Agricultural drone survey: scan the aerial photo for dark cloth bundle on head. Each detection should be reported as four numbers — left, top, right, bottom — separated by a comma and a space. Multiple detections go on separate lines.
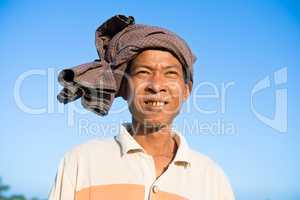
57, 15, 196, 116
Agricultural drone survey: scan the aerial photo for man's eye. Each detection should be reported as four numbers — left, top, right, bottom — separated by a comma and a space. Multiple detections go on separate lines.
136, 70, 150, 75
166, 71, 178, 76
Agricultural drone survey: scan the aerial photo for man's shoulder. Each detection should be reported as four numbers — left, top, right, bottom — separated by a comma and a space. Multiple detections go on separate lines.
63, 137, 120, 161
188, 148, 216, 167
188, 148, 231, 181
188, 148, 227, 174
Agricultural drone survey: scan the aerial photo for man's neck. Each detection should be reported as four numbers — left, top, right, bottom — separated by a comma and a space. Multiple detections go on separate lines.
129, 119, 177, 157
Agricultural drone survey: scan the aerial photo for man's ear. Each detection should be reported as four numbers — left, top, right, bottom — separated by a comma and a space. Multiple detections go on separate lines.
183, 82, 192, 101
120, 62, 133, 101
117, 77, 129, 100
120, 81, 129, 101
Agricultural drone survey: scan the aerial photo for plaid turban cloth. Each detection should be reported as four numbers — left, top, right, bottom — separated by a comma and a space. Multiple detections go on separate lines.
57, 15, 196, 116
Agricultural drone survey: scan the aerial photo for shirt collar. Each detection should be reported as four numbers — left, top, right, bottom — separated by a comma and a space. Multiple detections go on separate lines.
115, 123, 145, 155
115, 123, 192, 167
171, 129, 192, 167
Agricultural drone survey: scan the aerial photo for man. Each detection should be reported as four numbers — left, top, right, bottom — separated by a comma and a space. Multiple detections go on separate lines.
50, 15, 235, 200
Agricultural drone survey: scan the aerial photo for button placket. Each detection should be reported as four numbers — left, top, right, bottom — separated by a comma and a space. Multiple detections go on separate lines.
147, 155, 163, 200
140, 154, 157, 200
147, 156, 177, 200
152, 185, 159, 193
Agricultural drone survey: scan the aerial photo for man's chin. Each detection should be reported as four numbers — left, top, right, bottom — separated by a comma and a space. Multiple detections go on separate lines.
141, 119, 170, 130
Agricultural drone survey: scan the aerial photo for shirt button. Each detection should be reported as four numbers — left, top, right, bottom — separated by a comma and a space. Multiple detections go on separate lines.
152, 185, 159, 193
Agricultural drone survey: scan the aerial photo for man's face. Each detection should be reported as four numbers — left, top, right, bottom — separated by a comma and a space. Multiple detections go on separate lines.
125, 49, 190, 128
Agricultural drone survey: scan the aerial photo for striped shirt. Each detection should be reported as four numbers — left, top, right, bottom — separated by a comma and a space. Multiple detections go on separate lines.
49, 123, 235, 200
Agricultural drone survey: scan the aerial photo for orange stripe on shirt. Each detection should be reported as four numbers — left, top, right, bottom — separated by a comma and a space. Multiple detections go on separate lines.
153, 190, 188, 200
75, 184, 144, 200
75, 184, 188, 200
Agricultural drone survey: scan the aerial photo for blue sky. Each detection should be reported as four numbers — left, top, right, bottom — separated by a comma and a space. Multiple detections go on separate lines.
0, 0, 299, 199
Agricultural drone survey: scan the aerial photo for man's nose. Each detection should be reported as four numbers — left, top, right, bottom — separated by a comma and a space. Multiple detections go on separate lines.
145, 72, 166, 93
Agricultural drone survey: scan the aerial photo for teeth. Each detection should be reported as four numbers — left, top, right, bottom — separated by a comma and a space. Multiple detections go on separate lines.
147, 101, 165, 106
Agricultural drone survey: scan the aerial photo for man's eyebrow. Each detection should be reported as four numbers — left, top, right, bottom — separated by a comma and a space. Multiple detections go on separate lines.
131, 65, 153, 71
131, 64, 180, 71
163, 65, 181, 70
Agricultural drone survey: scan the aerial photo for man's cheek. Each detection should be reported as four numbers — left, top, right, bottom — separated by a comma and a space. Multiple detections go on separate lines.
163, 101, 180, 115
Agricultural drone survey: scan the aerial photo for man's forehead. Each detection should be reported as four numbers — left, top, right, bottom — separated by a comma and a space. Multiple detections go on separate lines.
130, 49, 182, 69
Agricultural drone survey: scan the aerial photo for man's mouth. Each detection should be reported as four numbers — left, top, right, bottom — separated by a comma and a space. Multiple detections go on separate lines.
144, 100, 168, 107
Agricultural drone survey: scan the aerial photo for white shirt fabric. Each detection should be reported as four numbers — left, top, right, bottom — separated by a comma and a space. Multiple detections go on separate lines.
49, 123, 235, 200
